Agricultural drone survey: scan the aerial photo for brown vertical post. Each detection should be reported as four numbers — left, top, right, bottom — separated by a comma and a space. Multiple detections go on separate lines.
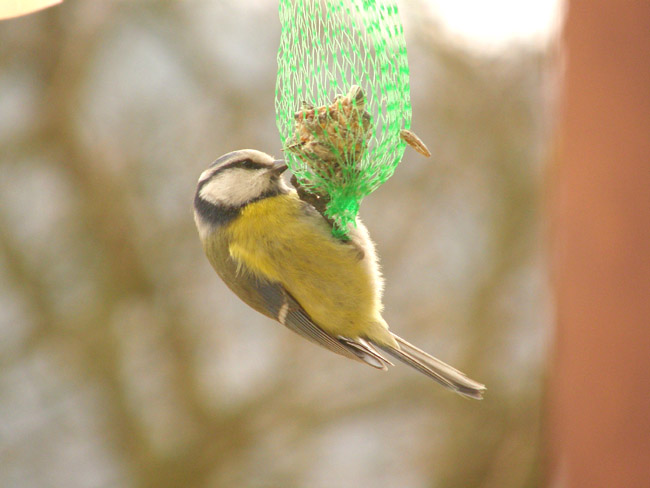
549, 1, 650, 487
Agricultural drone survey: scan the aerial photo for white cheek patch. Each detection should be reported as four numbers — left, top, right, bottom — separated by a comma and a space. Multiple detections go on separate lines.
199, 168, 269, 207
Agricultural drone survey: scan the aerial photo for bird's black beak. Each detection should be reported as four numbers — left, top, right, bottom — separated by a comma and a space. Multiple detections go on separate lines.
270, 160, 289, 175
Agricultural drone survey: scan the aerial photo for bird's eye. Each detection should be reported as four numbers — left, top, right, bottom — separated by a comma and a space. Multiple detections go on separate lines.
240, 159, 255, 169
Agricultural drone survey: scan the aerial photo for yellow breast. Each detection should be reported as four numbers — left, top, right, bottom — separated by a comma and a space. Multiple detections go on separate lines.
225, 193, 383, 338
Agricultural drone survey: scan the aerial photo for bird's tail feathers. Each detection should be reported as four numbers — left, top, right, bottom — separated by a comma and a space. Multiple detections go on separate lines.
373, 334, 486, 400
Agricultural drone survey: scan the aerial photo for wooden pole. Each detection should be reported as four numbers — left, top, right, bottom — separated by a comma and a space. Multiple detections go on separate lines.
549, 1, 650, 487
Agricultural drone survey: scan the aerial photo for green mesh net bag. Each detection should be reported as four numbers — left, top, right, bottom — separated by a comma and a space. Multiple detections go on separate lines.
276, 0, 412, 238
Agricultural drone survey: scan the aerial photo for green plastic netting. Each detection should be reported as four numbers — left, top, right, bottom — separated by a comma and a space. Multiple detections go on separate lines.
276, 0, 411, 238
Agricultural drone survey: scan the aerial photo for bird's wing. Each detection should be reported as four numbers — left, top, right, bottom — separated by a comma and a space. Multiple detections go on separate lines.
213, 235, 390, 370
254, 279, 391, 370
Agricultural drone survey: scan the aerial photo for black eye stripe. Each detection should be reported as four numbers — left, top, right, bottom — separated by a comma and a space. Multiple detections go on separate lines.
198, 158, 268, 191
234, 159, 266, 170
214, 158, 267, 173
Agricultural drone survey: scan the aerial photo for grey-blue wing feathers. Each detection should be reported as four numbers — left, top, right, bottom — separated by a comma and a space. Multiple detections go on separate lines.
253, 279, 391, 370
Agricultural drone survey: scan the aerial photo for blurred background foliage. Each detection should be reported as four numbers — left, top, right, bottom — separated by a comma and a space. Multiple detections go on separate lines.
0, 1, 560, 487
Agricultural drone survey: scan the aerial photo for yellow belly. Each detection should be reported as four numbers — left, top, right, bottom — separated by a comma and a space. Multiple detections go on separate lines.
225, 193, 383, 338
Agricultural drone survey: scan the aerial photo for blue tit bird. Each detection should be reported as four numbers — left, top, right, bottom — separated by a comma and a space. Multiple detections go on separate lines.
193, 149, 485, 399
